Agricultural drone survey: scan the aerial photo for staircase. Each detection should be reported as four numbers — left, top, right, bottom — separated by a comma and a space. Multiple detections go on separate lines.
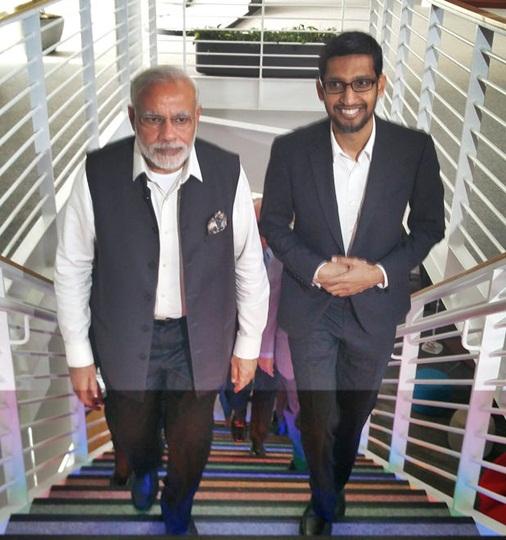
5, 424, 481, 538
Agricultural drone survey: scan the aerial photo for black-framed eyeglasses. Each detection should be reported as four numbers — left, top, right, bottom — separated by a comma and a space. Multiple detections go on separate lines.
320, 78, 377, 94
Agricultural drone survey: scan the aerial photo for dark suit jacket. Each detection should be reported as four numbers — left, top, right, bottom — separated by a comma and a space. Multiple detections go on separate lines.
260, 116, 445, 338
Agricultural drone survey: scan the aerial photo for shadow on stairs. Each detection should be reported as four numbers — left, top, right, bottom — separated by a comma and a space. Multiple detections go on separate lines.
5, 424, 483, 537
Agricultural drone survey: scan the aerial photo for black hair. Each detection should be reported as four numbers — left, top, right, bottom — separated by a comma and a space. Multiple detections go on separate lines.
318, 31, 383, 80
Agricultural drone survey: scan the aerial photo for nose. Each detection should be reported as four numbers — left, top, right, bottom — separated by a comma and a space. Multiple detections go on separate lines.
339, 85, 358, 104
159, 120, 177, 142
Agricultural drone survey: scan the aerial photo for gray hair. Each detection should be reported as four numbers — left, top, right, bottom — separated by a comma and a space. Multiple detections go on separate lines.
130, 66, 199, 109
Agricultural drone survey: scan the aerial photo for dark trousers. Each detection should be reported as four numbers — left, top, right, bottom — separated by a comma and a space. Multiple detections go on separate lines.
225, 367, 278, 444
289, 298, 396, 522
104, 318, 216, 532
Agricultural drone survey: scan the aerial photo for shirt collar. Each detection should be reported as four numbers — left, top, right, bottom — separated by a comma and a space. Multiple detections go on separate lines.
132, 139, 203, 184
330, 116, 376, 162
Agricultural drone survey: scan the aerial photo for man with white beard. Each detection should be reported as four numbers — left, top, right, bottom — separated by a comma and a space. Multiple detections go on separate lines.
54, 66, 269, 535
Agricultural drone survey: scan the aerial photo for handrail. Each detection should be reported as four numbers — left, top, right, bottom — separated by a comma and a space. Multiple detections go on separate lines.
412, 252, 506, 300
0, 255, 53, 286
0, 1, 58, 26
440, 0, 506, 27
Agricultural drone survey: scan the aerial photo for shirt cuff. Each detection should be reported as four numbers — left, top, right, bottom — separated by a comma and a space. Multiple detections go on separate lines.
312, 261, 328, 288
233, 334, 261, 359
64, 340, 95, 368
376, 264, 389, 289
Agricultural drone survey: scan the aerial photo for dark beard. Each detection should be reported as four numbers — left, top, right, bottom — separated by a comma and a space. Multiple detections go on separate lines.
332, 109, 372, 133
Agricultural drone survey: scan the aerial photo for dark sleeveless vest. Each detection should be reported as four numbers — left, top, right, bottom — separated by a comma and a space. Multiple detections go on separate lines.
86, 136, 239, 392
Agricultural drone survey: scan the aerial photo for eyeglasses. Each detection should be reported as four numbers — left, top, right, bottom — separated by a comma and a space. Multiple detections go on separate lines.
320, 78, 377, 94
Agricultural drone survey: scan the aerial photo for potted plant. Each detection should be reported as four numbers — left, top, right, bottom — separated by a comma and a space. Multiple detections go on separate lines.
193, 25, 336, 78
39, 10, 64, 53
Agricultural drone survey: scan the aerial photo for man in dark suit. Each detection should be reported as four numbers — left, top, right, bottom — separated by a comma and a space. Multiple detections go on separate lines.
55, 66, 269, 535
260, 31, 445, 535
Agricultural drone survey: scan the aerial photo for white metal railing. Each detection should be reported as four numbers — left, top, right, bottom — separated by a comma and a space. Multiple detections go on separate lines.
0, 0, 151, 267
370, 0, 506, 285
362, 253, 506, 534
0, 256, 110, 530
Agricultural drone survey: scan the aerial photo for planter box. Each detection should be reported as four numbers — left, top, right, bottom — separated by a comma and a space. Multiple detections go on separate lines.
195, 41, 324, 78
40, 14, 64, 53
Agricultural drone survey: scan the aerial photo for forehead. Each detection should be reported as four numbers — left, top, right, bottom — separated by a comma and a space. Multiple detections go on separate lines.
136, 79, 196, 112
324, 54, 375, 79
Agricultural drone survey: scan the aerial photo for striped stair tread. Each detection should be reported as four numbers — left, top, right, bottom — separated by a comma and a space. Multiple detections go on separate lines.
5, 424, 481, 537
5, 515, 479, 536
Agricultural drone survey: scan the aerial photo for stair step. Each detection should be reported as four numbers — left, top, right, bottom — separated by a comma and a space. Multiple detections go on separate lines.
25, 499, 455, 518
5, 515, 479, 536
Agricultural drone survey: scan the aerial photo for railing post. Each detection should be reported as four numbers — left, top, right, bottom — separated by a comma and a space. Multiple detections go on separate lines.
148, 0, 158, 66
388, 300, 424, 474
390, 0, 414, 122
447, 26, 493, 241
128, 0, 143, 77
0, 269, 28, 508
369, 0, 381, 40
417, 4, 443, 132
114, 0, 131, 104
79, 0, 100, 151
378, 0, 393, 118
452, 267, 506, 516
21, 13, 57, 258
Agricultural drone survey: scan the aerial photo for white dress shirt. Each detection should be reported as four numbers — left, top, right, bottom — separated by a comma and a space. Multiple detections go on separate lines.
314, 118, 387, 287
54, 141, 269, 368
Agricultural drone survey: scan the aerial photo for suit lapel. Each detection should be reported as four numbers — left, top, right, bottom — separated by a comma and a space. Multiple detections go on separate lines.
309, 121, 345, 253
349, 117, 392, 255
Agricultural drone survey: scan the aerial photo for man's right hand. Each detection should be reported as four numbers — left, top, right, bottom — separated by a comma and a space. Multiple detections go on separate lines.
69, 365, 103, 409
316, 258, 350, 291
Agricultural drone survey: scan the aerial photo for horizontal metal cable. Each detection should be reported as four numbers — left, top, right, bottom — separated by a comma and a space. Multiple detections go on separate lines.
20, 411, 75, 430
406, 435, 461, 458
435, 23, 474, 48
0, 71, 35, 110
409, 398, 469, 411
431, 136, 458, 170
369, 422, 393, 435
25, 447, 76, 476
466, 154, 504, 194
434, 45, 471, 74
460, 201, 504, 253
52, 119, 93, 168
367, 435, 390, 451
0, 174, 47, 238
0, 150, 44, 209
23, 429, 77, 455
459, 226, 487, 262
463, 179, 506, 229
54, 147, 88, 189
0, 129, 40, 178
17, 392, 74, 407
431, 89, 465, 123
404, 415, 465, 435
402, 453, 457, 481
410, 352, 478, 365
371, 408, 395, 419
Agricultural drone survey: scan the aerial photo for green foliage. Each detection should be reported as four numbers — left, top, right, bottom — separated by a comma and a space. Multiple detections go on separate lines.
193, 24, 337, 44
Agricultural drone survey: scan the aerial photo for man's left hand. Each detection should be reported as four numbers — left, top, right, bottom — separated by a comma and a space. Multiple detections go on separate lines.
323, 256, 384, 297
231, 355, 258, 393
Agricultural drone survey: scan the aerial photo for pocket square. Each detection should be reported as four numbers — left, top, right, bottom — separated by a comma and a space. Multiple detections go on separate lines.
207, 210, 227, 235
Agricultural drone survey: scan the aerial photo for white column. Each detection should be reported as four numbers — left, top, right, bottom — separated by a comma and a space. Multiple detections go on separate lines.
0, 269, 28, 507
452, 267, 506, 515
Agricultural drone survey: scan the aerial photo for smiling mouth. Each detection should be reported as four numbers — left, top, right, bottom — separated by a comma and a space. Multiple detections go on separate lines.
336, 107, 364, 118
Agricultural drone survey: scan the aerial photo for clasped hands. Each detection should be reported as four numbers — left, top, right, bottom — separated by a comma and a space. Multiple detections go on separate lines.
316, 255, 384, 297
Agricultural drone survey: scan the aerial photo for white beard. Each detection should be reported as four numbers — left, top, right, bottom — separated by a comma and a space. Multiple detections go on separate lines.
137, 139, 191, 172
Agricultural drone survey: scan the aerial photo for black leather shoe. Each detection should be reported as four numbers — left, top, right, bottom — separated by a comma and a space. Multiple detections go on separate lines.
250, 440, 266, 457
130, 469, 158, 511
299, 503, 332, 535
109, 471, 130, 488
